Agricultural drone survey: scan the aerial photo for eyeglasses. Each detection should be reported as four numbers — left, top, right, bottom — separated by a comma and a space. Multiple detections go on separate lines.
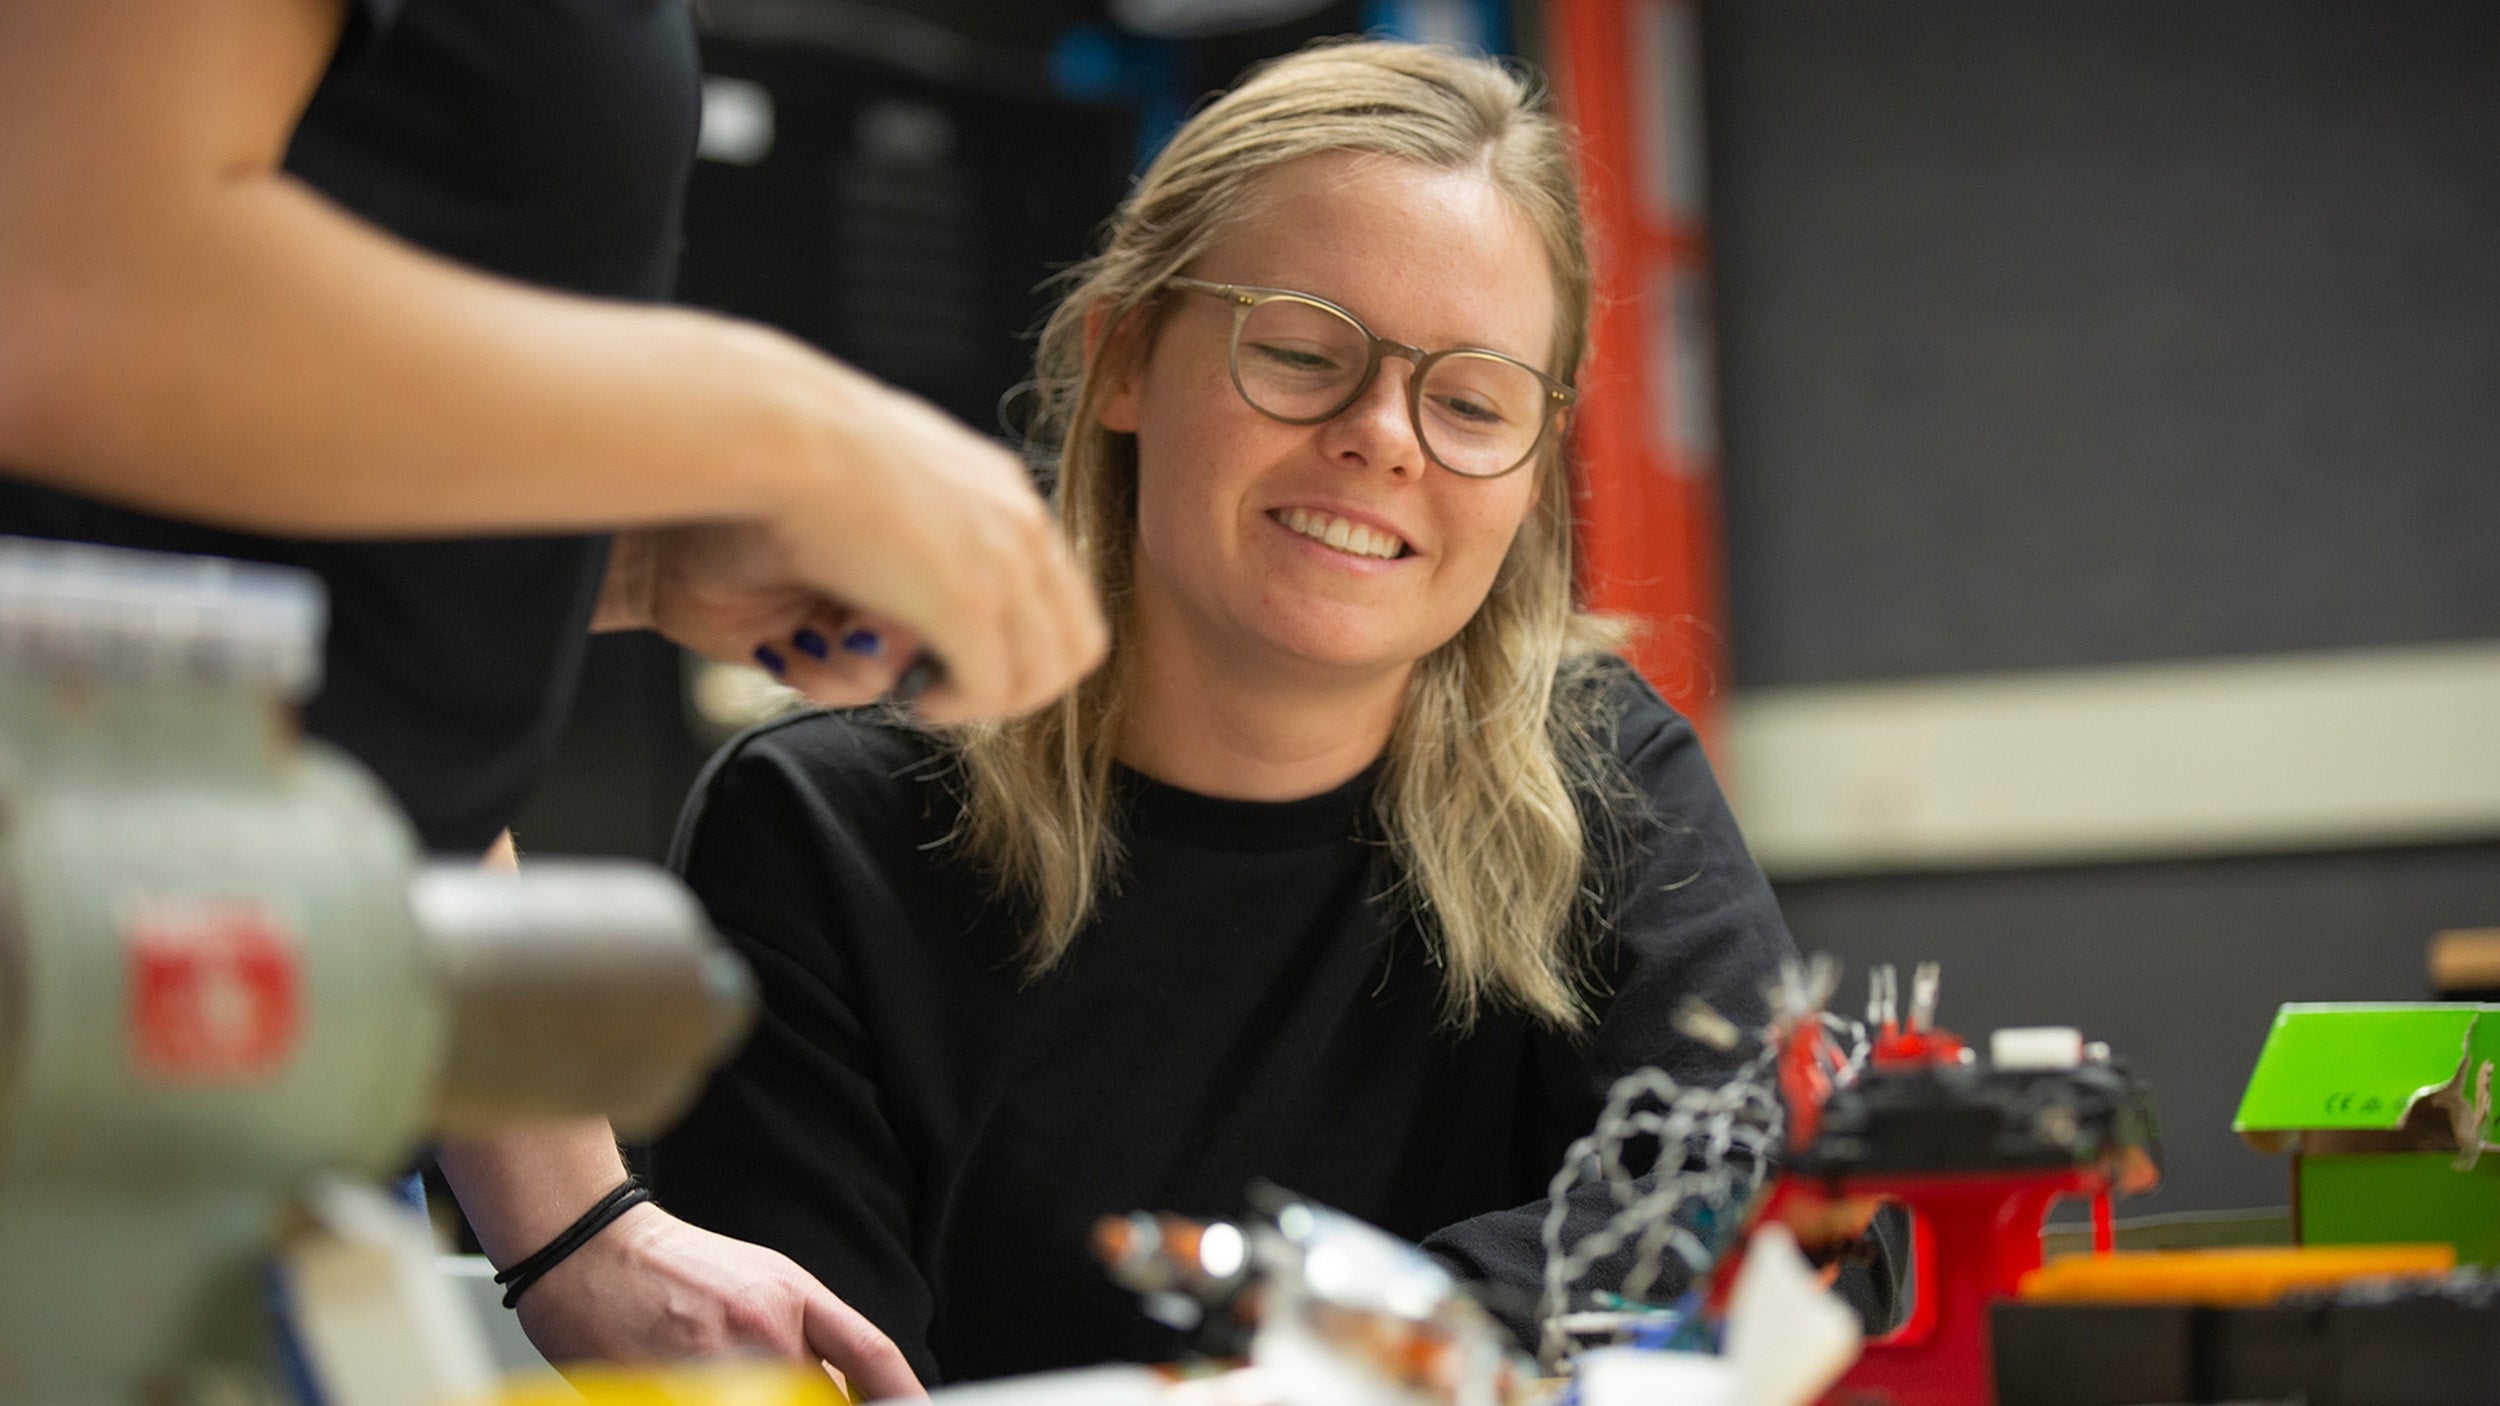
1164, 277, 1573, 480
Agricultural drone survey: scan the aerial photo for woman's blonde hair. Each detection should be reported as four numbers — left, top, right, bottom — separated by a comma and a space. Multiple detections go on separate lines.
951, 38, 1635, 1029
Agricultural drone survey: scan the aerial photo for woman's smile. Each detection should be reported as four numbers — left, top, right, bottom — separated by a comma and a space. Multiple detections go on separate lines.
1106, 150, 1556, 680
1267, 505, 1414, 563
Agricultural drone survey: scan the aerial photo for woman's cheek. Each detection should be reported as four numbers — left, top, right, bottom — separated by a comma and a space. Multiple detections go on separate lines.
1459, 482, 1539, 579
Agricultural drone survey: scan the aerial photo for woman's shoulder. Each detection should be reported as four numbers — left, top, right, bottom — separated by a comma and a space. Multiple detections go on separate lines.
668, 706, 953, 866
1561, 651, 1698, 767
718, 703, 941, 773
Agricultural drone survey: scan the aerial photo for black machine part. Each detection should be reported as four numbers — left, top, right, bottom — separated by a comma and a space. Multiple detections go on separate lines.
1794, 1058, 2162, 1177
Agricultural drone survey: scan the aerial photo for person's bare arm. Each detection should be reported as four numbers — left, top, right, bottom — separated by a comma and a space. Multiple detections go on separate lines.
435, 1123, 925, 1401
0, 0, 1102, 720
434, 835, 920, 1397
0, 0, 787, 533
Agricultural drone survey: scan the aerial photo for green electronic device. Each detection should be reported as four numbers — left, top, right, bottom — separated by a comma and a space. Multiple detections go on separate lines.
2235, 1002, 2500, 1265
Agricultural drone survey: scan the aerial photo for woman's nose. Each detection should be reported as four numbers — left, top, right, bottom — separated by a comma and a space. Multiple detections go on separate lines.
1325, 357, 1426, 477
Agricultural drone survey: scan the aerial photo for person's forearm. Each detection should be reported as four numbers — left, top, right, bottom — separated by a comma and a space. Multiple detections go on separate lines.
435, 1120, 637, 1268
0, 169, 852, 539
0, 2, 1104, 722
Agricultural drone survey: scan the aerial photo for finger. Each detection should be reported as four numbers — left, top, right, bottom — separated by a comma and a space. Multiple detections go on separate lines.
815, 613, 923, 674
860, 624, 929, 694
908, 563, 1012, 725
983, 534, 1049, 719
801, 1289, 926, 1402
899, 460, 1061, 721
979, 560, 1096, 721
910, 592, 1014, 725
951, 501, 1080, 721
773, 606, 912, 707
1023, 529, 1106, 708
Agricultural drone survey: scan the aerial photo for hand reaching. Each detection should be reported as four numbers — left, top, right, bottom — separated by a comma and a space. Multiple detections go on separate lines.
604, 373, 1105, 722
514, 1202, 926, 1402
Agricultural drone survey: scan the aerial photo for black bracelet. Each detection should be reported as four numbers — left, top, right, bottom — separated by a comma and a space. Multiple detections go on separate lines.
493, 1179, 652, 1310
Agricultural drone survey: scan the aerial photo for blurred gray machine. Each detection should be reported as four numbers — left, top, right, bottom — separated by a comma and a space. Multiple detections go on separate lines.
0, 537, 756, 1406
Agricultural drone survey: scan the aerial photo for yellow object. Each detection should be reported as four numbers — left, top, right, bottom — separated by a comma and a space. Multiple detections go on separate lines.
2017, 1245, 2455, 1306
492, 1364, 858, 1406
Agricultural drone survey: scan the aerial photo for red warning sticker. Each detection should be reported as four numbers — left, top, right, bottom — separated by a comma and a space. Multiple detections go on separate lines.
125, 896, 302, 1082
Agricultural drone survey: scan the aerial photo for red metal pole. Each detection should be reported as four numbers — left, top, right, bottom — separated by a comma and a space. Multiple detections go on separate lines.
1547, 0, 1728, 749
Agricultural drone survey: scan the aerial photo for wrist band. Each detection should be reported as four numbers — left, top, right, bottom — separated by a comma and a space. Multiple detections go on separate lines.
493, 1179, 652, 1309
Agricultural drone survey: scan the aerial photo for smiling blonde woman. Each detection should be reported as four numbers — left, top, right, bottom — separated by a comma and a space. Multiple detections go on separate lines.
970, 40, 1621, 1031
651, 39, 1860, 1388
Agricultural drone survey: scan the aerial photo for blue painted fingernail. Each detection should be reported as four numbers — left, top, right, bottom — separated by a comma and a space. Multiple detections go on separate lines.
792, 628, 830, 660
753, 644, 787, 675
841, 629, 882, 657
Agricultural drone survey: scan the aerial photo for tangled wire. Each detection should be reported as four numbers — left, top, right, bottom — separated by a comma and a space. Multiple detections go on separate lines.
1533, 957, 1889, 1369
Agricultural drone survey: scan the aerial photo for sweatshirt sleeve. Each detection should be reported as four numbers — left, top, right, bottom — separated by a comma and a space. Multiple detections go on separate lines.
1420, 663, 1806, 1343
649, 723, 942, 1385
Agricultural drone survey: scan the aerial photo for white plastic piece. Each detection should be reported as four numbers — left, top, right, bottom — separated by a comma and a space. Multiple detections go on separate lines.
1574, 1346, 1738, 1406
280, 1178, 496, 1406
0, 536, 324, 696
1250, 1318, 1422, 1406
1990, 1026, 2088, 1071
1284, 1209, 1453, 1321
1725, 1225, 1862, 1406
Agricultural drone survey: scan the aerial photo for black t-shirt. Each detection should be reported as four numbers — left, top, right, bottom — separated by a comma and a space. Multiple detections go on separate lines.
0, 0, 700, 852
651, 662, 1804, 1385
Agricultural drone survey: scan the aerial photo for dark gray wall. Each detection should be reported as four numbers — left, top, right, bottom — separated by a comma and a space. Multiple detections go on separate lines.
1707, 0, 2500, 687
1702, 0, 2500, 1213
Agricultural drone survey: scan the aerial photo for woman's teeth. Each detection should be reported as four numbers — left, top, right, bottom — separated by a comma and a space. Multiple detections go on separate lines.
1274, 507, 1406, 560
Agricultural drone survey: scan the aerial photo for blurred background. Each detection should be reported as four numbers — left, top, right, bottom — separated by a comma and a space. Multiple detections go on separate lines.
510, 0, 2500, 1222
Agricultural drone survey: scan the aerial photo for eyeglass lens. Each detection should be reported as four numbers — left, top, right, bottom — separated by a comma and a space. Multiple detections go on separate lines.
1234, 298, 1547, 477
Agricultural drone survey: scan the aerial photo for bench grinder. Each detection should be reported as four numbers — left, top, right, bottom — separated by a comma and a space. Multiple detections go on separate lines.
0, 537, 757, 1405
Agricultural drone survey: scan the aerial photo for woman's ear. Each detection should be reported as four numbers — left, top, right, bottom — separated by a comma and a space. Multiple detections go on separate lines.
1087, 299, 1142, 433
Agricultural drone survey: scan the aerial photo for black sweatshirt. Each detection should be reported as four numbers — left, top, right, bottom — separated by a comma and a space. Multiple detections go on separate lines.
652, 663, 1799, 1385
